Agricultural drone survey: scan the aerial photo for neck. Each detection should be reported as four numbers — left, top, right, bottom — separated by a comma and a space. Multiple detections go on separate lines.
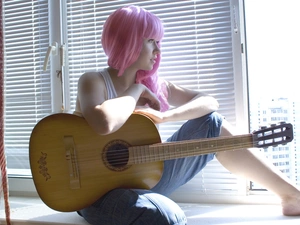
107, 67, 138, 89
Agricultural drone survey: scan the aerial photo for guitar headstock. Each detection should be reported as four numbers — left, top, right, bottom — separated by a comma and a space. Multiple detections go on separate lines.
253, 122, 294, 148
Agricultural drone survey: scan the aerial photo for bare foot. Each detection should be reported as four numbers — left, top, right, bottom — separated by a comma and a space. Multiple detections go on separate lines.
282, 195, 300, 216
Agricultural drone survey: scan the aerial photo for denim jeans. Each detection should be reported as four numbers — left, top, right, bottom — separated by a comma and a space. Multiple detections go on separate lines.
78, 112, 223, 225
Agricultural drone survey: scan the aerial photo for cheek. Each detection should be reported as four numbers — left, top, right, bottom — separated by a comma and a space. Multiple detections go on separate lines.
138, 50, 150, 62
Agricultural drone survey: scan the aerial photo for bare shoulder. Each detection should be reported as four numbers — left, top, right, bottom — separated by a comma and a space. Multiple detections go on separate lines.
78, 71, 104, 87
77, 71, 107, 108
78, 72, 106, 94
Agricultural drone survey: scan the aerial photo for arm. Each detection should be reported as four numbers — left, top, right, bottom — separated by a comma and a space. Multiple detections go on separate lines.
77, 72, 160, 135
163, 81, 219, 121
135, 80, 219, 123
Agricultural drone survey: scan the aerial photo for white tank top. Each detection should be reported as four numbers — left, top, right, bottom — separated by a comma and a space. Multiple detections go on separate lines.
73, 68, 117, 116
100, 68, 118, 100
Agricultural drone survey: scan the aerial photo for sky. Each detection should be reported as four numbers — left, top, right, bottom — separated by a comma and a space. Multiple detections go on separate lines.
244, 0, 300, 99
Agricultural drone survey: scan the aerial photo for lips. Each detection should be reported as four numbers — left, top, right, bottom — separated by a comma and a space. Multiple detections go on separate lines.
151, 57, 157, 64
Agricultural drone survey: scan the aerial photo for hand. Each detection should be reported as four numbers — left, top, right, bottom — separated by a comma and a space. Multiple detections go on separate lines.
137, 86, 161, 111
134, 107, 164, 124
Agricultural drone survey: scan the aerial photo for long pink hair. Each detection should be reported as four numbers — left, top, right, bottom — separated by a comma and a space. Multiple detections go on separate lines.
101, 5, 169, 111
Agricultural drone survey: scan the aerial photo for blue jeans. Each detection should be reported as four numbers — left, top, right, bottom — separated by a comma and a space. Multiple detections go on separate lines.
78, 112, 223, 225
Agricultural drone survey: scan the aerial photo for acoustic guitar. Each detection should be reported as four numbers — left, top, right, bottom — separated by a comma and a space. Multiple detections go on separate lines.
29, 113, 293, 212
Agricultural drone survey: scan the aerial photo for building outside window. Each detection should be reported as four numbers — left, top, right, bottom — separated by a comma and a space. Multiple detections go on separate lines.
245, 0, 300, 189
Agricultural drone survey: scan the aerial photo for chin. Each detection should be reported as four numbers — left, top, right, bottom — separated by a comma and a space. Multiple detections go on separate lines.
146, 65, 154, 71
141, 67, 153, 72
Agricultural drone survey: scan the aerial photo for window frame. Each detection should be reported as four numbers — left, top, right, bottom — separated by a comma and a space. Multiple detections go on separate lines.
6, 0, 278, 204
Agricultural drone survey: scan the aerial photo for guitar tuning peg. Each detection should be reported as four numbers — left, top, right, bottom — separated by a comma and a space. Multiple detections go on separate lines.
260, 126, 267, 129
271, 124, 276, 127
279, 121, 286, 125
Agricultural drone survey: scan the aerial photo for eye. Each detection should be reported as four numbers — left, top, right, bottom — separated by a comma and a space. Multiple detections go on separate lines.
148, 39, 160, 45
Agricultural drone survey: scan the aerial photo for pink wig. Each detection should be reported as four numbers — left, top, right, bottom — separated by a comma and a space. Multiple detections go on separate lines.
101, 5, 169, 111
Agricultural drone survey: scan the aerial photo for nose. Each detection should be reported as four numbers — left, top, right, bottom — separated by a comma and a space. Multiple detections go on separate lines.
154, 42, 161, 55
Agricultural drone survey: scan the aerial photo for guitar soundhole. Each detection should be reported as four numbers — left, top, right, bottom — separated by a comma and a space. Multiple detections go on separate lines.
102, 140, 131, 171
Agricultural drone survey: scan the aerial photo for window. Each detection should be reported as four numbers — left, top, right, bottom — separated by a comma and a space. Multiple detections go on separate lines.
65, 0, 247, 201
3, 0, 51, 177
4, 0, 251, 202
245, 0, 300, 188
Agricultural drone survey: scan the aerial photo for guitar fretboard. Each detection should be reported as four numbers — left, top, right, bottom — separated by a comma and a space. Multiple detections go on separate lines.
129, 134, 254, 164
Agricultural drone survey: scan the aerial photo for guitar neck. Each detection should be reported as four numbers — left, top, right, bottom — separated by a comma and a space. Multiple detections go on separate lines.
129, 134, 254, 164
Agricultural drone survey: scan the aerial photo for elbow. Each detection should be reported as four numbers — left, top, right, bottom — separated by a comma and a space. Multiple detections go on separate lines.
212, 97, 219, 111
82, 109, 115, 136
92, 122, 113, 136
90, 116, 117, 136
206, 96, 219, 112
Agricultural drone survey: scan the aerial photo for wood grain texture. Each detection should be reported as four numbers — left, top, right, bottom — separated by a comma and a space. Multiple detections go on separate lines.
29, 113, 162, 212
29, 113, 293, 212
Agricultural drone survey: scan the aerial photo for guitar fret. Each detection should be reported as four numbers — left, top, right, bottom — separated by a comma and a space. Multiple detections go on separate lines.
187, 143, 195, 156
149, 145, 154, 162
161, 145, 166, 160
174, 146, 179, 158
177, 146, 182, 158
163, 146, 167, 160
159, 145, 163, 161
153, 146, 157, 162
140, 145, 145, 163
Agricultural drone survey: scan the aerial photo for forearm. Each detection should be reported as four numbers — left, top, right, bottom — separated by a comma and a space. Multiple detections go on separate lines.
85, 84, 146, 135
162, 95, 219, 122
100, 84, 145, 116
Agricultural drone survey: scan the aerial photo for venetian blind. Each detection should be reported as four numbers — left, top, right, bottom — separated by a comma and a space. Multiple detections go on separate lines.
64, 0, 243, 198
3, 0, 51, 174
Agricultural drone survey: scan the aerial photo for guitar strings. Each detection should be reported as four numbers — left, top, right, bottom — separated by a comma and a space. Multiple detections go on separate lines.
38, 116, 291, 168
68, 135, 278, 166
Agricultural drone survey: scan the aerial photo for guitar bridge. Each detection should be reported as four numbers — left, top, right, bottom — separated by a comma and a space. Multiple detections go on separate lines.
64, 136, 81, 189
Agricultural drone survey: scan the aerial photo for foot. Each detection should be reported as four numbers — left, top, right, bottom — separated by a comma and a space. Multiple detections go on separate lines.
282, 195, 300, 216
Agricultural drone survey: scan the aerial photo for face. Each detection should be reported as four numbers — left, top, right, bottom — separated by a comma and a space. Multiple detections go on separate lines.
131, 38, 161, 71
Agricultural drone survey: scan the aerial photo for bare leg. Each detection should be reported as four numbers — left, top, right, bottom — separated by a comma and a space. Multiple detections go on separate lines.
216, 120, 300, 216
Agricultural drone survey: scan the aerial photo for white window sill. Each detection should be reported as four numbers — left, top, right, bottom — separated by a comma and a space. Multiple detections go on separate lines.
5, 178, 299, 224
1, 196, 300, 225
0, 196, 88, 225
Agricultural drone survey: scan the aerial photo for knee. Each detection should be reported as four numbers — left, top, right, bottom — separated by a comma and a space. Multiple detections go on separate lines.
208, 111, 223, 124
134, 189, 187, 225
78, 188, 187, 225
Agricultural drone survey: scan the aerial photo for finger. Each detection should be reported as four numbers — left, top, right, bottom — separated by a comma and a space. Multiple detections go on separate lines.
150, 101, 161, 111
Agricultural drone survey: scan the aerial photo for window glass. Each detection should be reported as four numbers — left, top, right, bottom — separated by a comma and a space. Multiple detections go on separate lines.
3, 0, 51, 176
245, 0, 300, 189
64, 0, 244, 197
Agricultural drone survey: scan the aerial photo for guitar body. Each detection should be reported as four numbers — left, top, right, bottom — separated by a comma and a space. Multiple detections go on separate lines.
29, 113, 163, 212
30, 113, 294, 212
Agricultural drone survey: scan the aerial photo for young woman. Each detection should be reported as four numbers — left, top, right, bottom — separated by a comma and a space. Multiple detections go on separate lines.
74, 5, 300, 225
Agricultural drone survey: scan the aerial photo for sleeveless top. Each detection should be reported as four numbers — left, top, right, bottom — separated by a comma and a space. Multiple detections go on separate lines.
100, 68, 118, 100
73, 68, 117, 116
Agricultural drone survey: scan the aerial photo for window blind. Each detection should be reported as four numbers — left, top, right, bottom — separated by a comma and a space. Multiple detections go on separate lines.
3, 0, 51, 174
64, 0, 243, 198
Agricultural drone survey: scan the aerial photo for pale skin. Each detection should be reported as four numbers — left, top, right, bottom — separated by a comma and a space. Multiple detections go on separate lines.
76, 38, 300, 216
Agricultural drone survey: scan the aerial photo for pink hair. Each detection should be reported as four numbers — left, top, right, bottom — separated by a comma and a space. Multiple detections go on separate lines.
101, 5, 169, 112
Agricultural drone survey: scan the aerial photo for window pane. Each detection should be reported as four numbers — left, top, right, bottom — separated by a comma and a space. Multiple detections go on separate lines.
245, 0, 300, 188
65, 0, 243, 196
3, 0, 51, 174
